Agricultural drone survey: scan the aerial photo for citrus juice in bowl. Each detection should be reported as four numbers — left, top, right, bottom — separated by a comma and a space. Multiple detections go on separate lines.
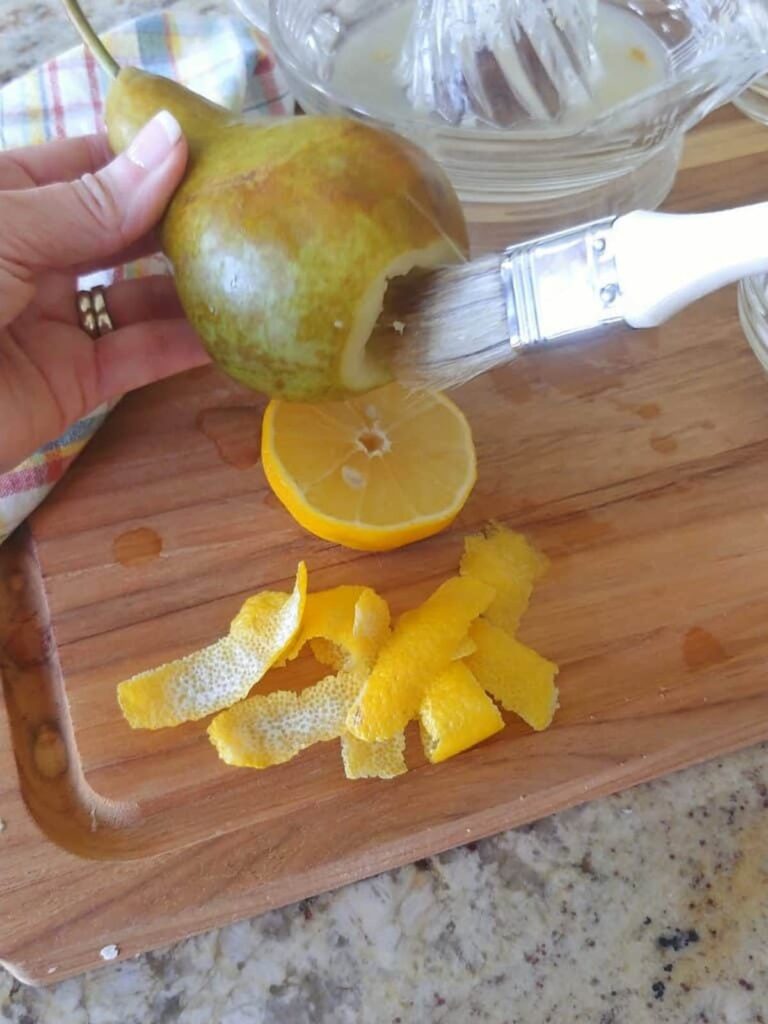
232, 0, 768, 233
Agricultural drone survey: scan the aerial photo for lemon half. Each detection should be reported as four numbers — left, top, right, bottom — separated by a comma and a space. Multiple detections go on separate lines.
261, 383, 476, 551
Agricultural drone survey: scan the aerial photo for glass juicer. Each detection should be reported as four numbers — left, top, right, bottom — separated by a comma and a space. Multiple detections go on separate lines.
233, 0, 768, 236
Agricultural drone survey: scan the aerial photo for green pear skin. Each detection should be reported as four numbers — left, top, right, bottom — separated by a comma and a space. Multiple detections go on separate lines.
106, 67, 469, 401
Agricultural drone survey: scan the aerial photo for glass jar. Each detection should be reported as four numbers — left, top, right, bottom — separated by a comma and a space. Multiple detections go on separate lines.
233, 0, 768, 236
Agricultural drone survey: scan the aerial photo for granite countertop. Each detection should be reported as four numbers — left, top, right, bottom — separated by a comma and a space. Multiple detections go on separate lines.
2, 3, 768, 1022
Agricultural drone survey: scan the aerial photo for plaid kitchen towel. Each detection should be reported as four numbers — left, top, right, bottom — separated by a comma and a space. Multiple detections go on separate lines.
0, 12, 291, 545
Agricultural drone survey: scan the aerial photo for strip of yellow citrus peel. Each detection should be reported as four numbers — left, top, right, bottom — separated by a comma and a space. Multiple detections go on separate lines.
346, 575, 495, 743
118, 524, 559, 778
117, 563, 307, 729
208, 585, 407, 778
452, 635, 478, 660
460, 524, 548, 633
208, 668, 363, 768
340, 732, 407, 780
419, 662, 504, 763
285, 585, 390, 671
465, 619, 559, 732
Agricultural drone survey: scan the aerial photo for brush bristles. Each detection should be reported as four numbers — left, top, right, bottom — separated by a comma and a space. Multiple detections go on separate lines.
376, 253, 513, 391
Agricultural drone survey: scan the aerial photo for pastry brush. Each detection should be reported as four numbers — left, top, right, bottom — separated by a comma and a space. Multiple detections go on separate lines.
386, 203, 768, 390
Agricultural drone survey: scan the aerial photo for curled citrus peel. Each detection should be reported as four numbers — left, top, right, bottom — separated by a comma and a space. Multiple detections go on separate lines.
419, 663, 504, 764
117, 526, 559, 778
208, 585, 407, 778
285, 585, 391, 671
466, 620, 559, 732
347, 526, 558, 755
452, 636, 478, 660
460, 523, 548, 633
117, 563, 307, 729
341, 732, 407, 780
208, 668, 364, 769
346, 575, 495, 743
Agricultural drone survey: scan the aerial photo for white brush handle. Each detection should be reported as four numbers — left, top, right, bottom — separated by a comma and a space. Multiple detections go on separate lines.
613, 203, 768, 329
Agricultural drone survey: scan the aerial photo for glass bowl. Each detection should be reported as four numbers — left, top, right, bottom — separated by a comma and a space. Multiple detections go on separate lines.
233, 0, 768, 235
738, 274, 768, 374
734, 75, 768, 126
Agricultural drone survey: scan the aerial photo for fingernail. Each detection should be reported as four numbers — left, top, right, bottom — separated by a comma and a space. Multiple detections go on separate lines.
126, 110, 182, 170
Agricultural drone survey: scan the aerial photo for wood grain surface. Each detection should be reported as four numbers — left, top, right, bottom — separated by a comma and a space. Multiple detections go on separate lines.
3, 103, 768, 984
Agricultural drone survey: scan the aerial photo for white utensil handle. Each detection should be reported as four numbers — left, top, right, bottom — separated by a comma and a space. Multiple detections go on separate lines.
613, 203, 768, 329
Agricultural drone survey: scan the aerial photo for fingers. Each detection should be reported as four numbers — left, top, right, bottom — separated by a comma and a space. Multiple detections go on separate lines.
0, 111, 187, 273
0, 133, 112, 190
69, 230, 165, 278
0, 132, 168, 274
105, 275, 185, 327
31, 273, 184, 329
94, 319, 211, 402
0, 317, 210, 473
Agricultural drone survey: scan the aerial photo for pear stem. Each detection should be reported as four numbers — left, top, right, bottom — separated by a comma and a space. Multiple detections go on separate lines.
60, 0, 119, 78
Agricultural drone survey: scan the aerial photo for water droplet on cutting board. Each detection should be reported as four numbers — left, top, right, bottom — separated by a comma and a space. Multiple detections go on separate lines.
683, 627, 727, 671
196, 407, 262, 469
650, 435, 678, 455
113, 527, 163, 567
635, 402, 661, 420
613, 399, 662, 421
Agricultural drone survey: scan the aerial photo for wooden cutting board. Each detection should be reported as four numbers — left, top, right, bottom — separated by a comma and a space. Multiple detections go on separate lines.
3, 105, 768, 985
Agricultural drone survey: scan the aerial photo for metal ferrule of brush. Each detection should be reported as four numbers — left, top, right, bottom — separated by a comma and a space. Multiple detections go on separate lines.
500, 216, 626, 351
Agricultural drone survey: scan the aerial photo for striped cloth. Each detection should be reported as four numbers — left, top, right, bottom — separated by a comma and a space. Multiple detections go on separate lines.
0, 12, 290, 545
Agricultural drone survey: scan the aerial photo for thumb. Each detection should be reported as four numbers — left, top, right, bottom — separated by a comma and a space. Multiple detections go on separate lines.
2, 110, 186, 272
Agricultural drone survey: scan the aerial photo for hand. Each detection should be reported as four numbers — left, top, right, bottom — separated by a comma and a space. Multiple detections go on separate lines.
0, 110, 210, 474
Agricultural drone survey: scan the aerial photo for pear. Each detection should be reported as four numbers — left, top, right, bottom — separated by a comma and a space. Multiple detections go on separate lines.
105, 67, 469, 401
